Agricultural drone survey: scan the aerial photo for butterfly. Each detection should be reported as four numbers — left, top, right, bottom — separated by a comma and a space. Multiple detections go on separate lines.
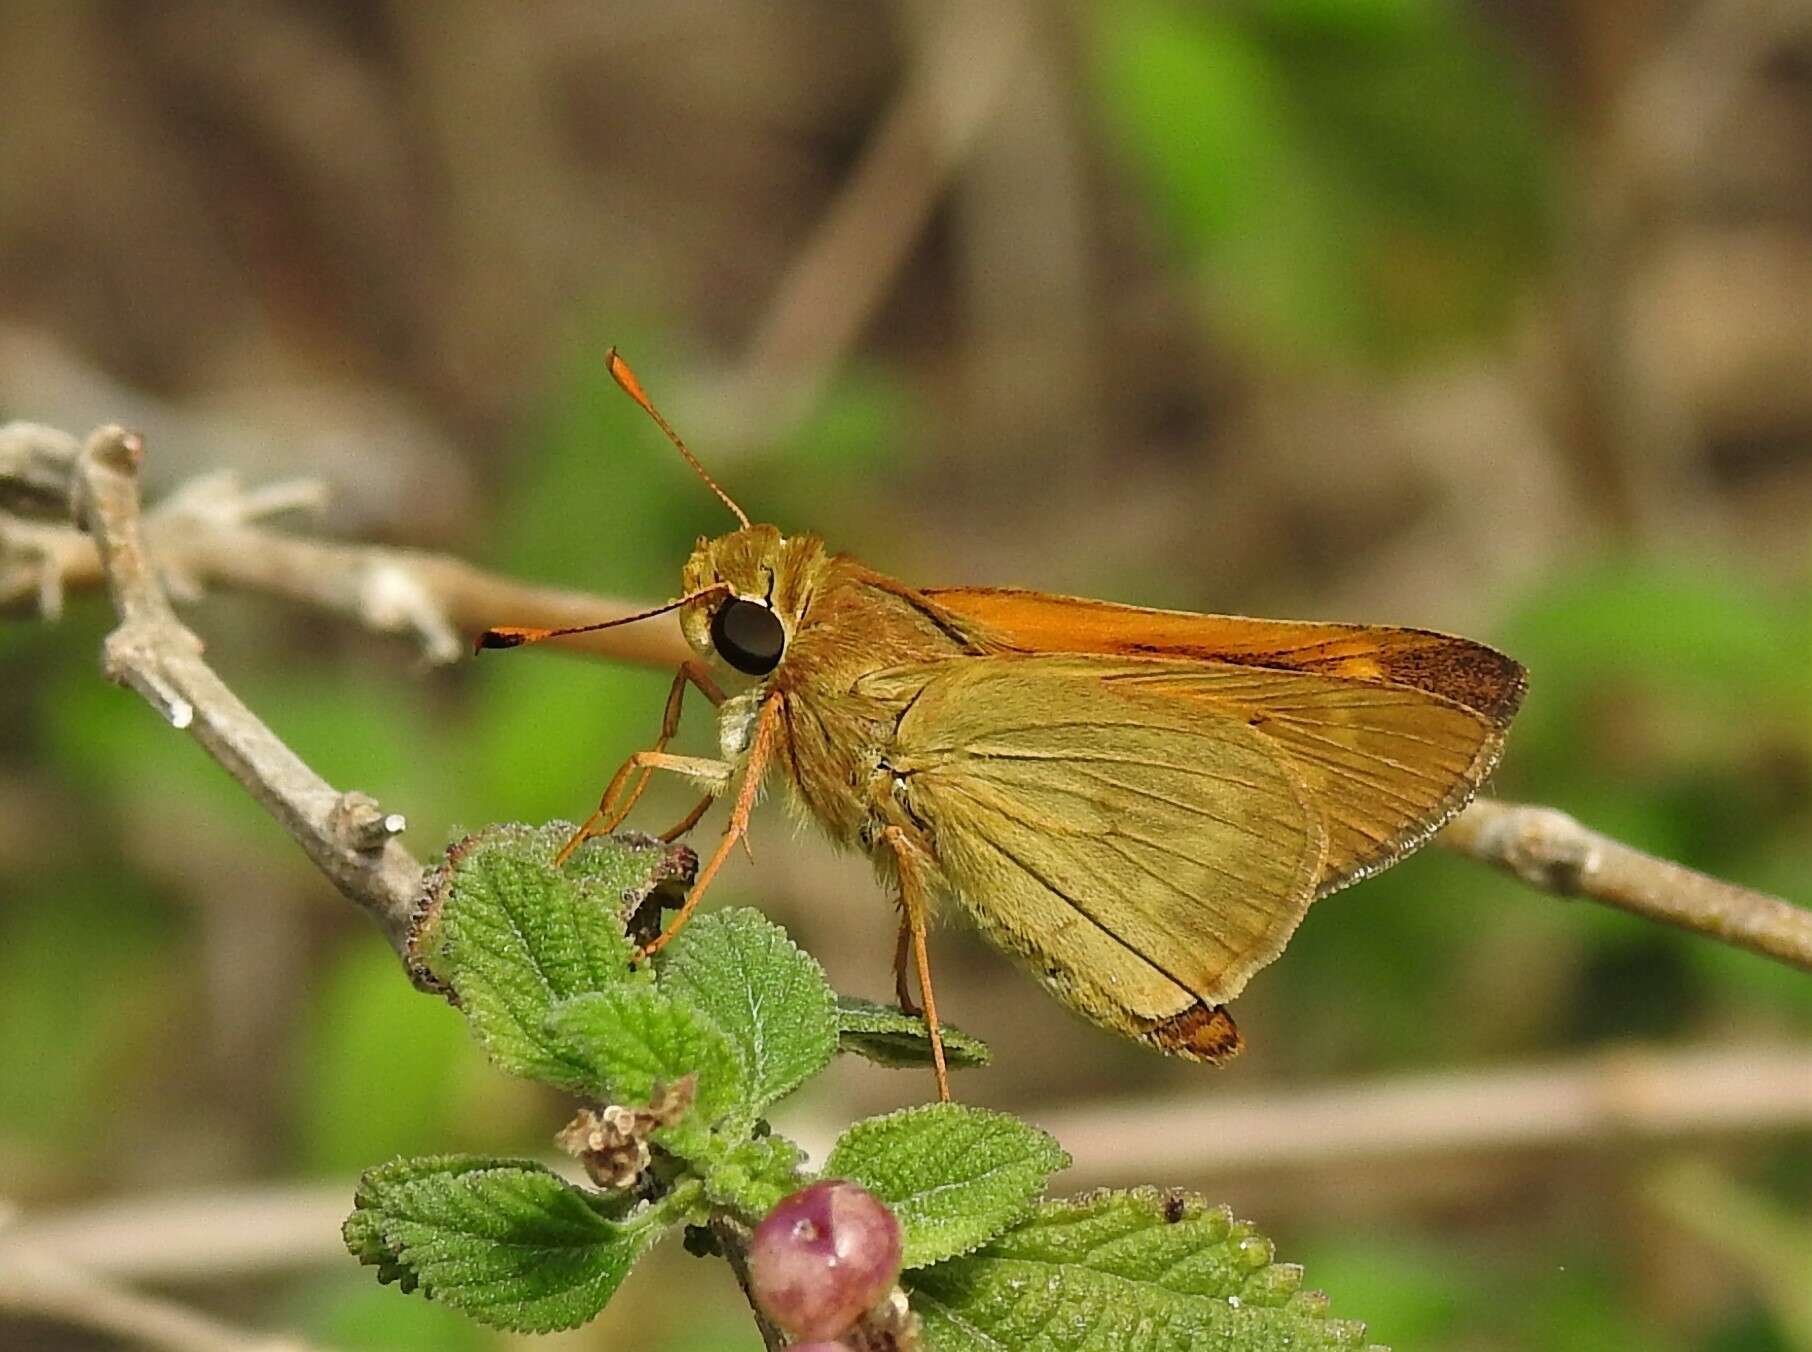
482, 352, 1525, 1100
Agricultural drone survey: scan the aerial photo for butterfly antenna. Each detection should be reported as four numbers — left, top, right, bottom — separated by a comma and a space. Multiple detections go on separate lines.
605, 348, 751, 529
476, 583, 729, 652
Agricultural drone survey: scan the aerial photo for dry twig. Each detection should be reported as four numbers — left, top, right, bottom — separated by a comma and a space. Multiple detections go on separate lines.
0, 420, 80, 516
63, 425, 421, 953
1, 421, 685, 667
714, 0, 1030, 442
1, 1186, 352, 1284
1441, 799, 1812, 974
1045, 1041, 1812, 1186
4, 420, 777, 1351
7, 416, 1807, 975
0, 1247, 319, 1352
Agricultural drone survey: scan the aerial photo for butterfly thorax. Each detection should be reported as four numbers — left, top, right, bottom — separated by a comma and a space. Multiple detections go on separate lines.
679, 525, 1000, 848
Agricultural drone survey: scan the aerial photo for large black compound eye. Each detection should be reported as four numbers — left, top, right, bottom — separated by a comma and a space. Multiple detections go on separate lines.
710, 597, 786, 676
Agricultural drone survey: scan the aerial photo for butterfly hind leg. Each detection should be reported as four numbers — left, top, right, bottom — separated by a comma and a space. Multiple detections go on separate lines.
880, 824, 949, 1102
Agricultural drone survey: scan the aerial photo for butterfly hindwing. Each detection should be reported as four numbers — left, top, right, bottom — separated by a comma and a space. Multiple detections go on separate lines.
862, 655, 1326, 1057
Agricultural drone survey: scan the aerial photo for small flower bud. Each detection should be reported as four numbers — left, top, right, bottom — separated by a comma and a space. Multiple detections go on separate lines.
749, 1180, 903, 1340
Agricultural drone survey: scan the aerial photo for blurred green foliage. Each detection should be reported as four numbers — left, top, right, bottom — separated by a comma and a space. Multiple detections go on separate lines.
3, 4, 1809, 1348
0, 869, 180, 1163
1091, 0, 1549, 361
292, 942, 494, 1177
286, 1273, 493, 1352
8, 365, 1810, 1350
1291, 1237, 1665, 1351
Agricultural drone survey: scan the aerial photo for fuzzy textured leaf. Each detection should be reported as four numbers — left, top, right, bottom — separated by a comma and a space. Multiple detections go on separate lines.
343, 1155, 668, 1333
826, 1103, 1067, 1268
703, 1133, 808, 1218
835, 995, 992, 1070
412, 826, 689, 1090
545, 986, 747, 1158
907, 1189, 1381, 1352
660, 908, 838, 1111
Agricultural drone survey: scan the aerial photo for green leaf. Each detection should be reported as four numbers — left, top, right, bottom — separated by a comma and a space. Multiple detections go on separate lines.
412, 825, 689, 1090
544, 986, 747, 1158
703, 1134, 809, 1218
907, 1189, 1381, 1351
659, 908, 838, 1110
344, 1156, 671, 1333
826, 1104, 1067, 1268
835, 996, 992, 1070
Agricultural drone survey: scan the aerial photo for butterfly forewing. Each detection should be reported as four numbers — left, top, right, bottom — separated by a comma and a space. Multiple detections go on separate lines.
1102, 663, 1507, 895
924, 586, 1523, 896
924, 586, 1526, 721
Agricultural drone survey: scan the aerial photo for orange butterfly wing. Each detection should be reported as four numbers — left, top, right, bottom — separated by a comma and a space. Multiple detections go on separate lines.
924, 586, 1526, 896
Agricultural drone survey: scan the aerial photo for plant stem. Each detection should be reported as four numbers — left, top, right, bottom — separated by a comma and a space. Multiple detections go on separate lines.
1440, 798, 1812, 973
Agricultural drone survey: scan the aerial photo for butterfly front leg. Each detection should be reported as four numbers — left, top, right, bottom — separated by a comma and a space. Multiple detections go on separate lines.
558, 660, 728, 862
637, 689, 785, 960
556, 750, 734, 865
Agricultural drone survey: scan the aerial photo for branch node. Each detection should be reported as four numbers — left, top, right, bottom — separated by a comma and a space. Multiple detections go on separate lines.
1504, 806, 1597, 891
329, 791, 408, 852
98, 429, 144, 474
101, 629, 196, 728
359, 561, 463, 664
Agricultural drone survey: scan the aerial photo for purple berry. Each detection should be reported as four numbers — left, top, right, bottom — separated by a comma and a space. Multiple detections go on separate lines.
749, 1179, 903, 1339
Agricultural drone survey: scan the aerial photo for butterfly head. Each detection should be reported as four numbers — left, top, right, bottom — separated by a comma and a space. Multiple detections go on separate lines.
679, 524, 829, 680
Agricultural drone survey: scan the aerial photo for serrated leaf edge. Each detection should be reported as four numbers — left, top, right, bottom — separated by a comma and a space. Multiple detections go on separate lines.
905, 1187, 1379, 1349
345, 1159, 685, 1335
827, 1103, 1070, 1268
661, 907, 840, 1113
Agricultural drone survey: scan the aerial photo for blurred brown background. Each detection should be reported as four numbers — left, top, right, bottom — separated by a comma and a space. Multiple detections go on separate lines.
3, 2, 1810, 1349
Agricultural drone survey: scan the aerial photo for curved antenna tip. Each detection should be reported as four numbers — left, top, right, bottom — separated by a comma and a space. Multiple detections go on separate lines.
604, 349, 751, 529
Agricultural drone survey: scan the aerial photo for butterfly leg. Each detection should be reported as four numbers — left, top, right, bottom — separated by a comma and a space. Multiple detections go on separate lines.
891, 914, 921, 1017
558, 661, 726, 861
880, 825, 949, 1102
637, 690, 783, 960
556, 752, 733, 865
658, 792, 716, 842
